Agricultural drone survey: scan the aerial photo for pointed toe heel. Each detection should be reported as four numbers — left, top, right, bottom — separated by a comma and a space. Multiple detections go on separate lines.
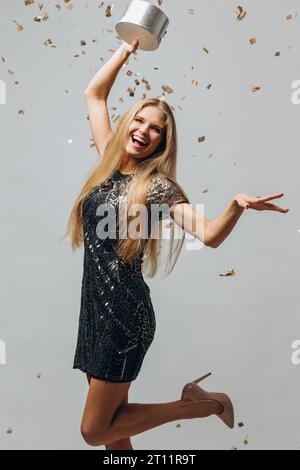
181, 372, 234, 429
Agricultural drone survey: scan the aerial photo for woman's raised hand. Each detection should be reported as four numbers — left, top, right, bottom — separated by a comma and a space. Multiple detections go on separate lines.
234, 192, 289, 213
122, 39, 139, 55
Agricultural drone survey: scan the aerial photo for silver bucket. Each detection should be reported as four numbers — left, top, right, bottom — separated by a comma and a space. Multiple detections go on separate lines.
115, 0, 169, 51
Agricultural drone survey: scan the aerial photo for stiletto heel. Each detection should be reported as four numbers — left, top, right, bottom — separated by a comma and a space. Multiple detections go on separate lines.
181, 372, 234, 429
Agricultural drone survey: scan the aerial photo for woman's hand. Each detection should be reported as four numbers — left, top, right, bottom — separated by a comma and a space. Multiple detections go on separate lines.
121, 39, 139, 55
234, 192, 289, 213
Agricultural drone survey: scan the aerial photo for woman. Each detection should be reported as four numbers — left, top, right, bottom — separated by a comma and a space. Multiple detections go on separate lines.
65, 40, 289, 449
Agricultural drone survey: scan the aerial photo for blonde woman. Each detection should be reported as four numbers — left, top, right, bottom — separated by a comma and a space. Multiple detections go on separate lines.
65, 40, 289, 450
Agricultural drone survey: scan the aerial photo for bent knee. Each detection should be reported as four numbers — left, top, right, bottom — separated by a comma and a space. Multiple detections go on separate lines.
80, 424, 108, 446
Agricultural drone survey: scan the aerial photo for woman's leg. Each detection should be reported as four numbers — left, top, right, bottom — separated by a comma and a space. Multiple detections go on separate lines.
85, 373, 133, 450
81, 375, 222, 447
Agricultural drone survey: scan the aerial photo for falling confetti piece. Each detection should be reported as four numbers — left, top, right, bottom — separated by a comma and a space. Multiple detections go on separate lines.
188, 9, 195, 15
36, 373, 42, 378
80, 40, 86, 46
243, 435, 249, 445
66, 2, 74, 11
202, 188, 209, 193
238, 422, 244, 427
274, 51, 280, 56
249, 37, 256, 45
127, 86, 136, 97
236, 5, 246, 21
13, 20, 24, 32
7, 69, 15, 75
105, 4, 113, 17
207, 83, 212, 90
25, 0, 35, 5
6, 427, 13, 434
231, 446, 237, 450
203, 47, 209, 54
286, 14, 293, 20
208, 153, 214, 158
18, 109, 25, 114
176, 423, 181, 428
219, 268, 235, 277
191, 80, 199, 86
161, 85, 174, 94
55, 4, 62, 10
251, 86, 261, 92
198, 136, 205, 143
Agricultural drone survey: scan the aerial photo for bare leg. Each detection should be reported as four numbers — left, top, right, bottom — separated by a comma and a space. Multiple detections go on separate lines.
91, 398, 222, 446
85, 373, 133, 450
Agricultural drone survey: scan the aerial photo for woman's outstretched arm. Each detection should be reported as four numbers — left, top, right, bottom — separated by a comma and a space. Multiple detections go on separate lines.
84, 40, 139, 159
170, 192, 289, 248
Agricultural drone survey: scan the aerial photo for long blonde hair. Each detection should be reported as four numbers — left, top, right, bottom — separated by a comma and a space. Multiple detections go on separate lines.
64, 97, 189, 277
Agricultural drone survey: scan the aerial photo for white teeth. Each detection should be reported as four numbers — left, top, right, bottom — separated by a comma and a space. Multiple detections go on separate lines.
132, 135, 147, 145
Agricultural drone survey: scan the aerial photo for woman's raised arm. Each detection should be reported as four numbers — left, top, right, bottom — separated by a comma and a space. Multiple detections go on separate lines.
84, 40, 139, 159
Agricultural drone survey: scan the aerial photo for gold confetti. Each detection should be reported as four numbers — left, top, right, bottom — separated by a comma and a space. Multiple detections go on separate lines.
161, 85, 174, 94
126, 70, 133, 76
13, 20, 24, 31
274, 51, 280, 56
106, 28, 114, 33
208, 153, 214, 158
7, 69, 15, 75
251, 86, 261, 92
105, 4, 113, 17
202, 188, 209, 193
188, 9, 195, 15
207, 83, 212, 90
219, 268, 235, 277
198, 136, 205, 143
286, 14, 293, 20
203, 47, 209, 54
249, 37, 256, 45
127, 86, 136, 97
25, 0, 35, 5
18, 109, 25, 114
55, 4, 62, 10
6, 427, 13, 434
80, 40, 86, 46
191, 80, 199, 86
236, 5, 246, 21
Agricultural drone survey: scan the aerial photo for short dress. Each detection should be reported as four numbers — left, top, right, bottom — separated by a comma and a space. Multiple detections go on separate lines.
72, 170, 188, 382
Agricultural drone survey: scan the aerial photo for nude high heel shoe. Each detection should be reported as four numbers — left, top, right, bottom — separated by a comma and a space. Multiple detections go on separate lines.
181, 372, 234, 429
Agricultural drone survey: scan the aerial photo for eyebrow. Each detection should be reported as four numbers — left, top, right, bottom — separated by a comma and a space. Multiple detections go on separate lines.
135, 115, 164, 130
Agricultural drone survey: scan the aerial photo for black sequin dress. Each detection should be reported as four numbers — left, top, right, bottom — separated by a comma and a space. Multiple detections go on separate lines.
73, 170, 188, 382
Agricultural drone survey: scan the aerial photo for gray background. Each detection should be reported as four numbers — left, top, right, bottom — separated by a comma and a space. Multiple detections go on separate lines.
0, 0, 299, 450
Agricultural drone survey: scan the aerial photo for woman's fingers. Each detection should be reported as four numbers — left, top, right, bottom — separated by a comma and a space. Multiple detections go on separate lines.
263, 202, 289, 212
257, 193, 284, 202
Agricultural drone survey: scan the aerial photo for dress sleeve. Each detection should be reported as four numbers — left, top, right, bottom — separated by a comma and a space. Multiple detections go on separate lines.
146, 174, 189, 220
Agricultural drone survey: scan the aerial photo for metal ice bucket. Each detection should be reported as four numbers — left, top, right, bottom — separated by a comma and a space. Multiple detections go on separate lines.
115, 0, 169, 51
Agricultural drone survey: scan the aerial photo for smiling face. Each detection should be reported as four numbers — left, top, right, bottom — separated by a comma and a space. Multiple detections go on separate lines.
125, 106, 167, 160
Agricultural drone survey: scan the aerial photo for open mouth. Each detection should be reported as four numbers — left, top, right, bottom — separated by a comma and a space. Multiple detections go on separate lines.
130, 135, 148, 149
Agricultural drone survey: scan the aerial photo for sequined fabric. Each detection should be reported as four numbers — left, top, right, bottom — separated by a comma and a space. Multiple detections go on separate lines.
73, 170, 188, 382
